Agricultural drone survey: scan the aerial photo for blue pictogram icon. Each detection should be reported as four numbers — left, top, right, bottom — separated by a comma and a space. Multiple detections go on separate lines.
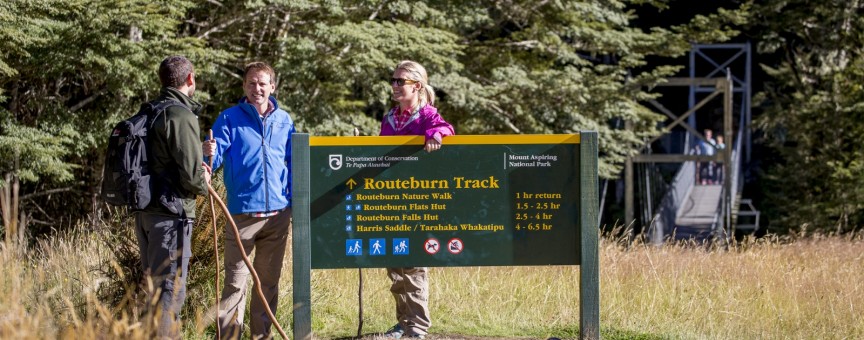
370, 238, 386, 255
346, 215, 352, 221
346, 205, 353, 211
346, 239, 362, 256
393, 238, 409, 255
355, 204, 362, 210
345, 225, 352, 231
346, 194, 352, 201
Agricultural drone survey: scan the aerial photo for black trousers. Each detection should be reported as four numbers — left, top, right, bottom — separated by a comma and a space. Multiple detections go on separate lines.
135, 211, 193, 339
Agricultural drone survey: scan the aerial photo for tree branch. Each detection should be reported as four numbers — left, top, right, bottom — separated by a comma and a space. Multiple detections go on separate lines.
70, 90, 105, 112
368, 1, 386, 21
27, 218, 55, 226
490, 104, 522, 134
196, 9, 265, 39
20, 186, 78, 200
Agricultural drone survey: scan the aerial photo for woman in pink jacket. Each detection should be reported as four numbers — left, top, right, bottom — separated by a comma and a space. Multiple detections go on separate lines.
381, 60, 454, 339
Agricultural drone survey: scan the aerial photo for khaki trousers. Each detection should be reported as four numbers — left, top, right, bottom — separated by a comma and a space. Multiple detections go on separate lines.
218, 209, 292, 339
387, 267, 431, 336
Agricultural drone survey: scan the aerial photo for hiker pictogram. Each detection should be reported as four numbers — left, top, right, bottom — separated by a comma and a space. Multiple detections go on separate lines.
346, 239, 362, 255
371, 238, 385, 255
393, 238, 409, 255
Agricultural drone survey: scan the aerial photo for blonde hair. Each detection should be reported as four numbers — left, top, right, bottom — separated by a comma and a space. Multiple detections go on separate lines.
395, 60, 435, 106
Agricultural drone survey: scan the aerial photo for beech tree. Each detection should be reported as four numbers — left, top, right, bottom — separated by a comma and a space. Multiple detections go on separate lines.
1, 0, 746, 236
0, 0, 228, 237
752, 0, 864, 232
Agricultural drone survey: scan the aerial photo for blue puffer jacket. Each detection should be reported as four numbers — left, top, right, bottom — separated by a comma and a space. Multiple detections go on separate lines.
210, 96, 295, 214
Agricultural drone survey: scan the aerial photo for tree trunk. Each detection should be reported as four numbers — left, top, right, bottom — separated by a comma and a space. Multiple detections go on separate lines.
1, 172, 19, 245
1, 173, 10, 244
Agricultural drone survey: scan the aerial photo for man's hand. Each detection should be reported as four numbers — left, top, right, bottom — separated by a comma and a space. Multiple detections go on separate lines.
202, 162, 212, 185
203, 139, 216, 157
424, 138, 441, 152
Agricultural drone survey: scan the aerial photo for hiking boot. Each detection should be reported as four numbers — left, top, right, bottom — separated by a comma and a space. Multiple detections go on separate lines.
383, 324, 404, 338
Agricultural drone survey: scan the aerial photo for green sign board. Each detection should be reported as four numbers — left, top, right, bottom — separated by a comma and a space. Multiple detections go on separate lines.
307, 135, 581, 268
291, 132, 599, 340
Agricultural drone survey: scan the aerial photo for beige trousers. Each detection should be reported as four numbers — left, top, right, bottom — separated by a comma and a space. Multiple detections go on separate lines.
218, 209, 292, 339
387, 267, 431, 336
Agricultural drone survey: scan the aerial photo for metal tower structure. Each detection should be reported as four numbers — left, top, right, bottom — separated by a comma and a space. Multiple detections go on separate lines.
624, 42, 753, 244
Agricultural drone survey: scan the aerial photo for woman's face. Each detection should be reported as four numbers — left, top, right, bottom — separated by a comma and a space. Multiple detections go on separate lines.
391, 68, 421, 106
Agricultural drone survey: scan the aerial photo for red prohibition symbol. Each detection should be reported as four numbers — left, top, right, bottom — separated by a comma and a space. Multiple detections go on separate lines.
447, 238, 464, 254
424, 238, 440, 254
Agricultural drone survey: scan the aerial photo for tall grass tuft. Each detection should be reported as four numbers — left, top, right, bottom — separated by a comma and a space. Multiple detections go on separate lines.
93, 172, 229, 338
2, 224, 863, 339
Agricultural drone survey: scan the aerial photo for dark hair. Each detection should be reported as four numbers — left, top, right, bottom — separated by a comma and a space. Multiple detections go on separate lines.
158, 56, 194, 88
244, 61, 276, 84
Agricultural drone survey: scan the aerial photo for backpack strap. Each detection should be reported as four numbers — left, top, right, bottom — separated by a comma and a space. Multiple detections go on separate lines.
147, 99, 191, 123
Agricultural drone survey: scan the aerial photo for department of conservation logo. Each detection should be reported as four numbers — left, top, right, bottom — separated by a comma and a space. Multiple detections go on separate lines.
329, 154, 343, 170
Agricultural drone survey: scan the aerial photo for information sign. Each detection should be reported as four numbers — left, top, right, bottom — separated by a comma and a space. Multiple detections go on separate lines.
307, 135, 581, 268
291, 132, 599, 340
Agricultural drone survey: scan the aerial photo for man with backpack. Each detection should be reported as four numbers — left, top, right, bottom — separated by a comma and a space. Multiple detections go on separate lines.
135, 55, 211, 338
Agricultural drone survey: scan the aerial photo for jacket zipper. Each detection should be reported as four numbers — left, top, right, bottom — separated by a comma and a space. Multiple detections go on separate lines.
260, 112, 270, 212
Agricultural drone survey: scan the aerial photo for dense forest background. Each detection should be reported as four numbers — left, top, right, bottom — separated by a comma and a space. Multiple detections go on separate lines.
1, 0, 862, 239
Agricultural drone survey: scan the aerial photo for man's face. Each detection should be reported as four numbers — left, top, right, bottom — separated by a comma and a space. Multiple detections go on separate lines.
244, 70, 276, 108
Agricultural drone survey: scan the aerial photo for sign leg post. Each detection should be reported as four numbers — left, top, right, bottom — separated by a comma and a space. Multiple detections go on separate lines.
579, 131, 600, 339
292, 133, 312, 340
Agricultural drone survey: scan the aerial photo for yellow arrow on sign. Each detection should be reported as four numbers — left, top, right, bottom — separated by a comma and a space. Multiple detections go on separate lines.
346, 178, 357, 189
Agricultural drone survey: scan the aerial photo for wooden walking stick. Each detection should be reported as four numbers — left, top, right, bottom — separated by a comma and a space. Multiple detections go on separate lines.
208, 130, 221, 340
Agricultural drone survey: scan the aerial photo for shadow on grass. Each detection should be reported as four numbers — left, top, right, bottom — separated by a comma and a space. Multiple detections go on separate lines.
331, 326, 667, 340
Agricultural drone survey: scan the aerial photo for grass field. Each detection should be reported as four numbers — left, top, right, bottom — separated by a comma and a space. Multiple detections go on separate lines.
1, 229, 862, 339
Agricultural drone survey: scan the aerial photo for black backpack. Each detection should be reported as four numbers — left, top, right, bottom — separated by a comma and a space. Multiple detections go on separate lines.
101, 99, 186, 210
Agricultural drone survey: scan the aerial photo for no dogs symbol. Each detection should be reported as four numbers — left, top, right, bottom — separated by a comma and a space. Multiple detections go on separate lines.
424, 238, 440, 255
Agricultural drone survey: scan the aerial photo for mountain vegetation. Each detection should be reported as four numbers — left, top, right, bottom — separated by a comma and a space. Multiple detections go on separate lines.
1, 0, 747, 237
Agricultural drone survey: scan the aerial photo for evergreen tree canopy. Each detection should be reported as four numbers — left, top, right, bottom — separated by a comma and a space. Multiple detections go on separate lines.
752, 0, 864, 232
0, 0, 745, 233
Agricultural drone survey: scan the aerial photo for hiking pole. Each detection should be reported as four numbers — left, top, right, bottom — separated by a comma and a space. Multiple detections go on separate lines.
207, 185, 289, 339
208, 130, 221, 340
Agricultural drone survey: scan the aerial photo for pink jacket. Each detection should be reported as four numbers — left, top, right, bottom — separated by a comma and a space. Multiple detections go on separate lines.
379, 104, 455, 140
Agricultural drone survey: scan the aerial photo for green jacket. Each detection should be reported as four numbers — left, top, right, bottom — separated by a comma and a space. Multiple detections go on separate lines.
143, 87, 208, 218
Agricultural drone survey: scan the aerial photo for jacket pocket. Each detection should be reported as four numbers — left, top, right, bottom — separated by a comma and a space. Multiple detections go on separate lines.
155, 179, 185, 217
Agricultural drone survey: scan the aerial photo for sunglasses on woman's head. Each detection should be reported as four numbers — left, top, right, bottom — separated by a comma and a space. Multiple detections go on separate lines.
390, 78, 419, 86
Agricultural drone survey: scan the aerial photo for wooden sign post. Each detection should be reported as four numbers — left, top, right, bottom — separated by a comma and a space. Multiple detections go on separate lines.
292, 132, 599, 339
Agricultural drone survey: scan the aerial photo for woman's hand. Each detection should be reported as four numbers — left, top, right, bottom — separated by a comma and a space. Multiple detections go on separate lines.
424, 138, 441, 152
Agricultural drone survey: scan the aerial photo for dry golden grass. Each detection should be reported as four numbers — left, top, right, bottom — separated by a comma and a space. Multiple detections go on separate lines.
600, 235, 864, 339
2, 230, 863, 339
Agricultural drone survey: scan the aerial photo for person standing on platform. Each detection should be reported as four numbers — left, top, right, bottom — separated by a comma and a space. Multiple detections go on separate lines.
203, 61, 295, 339
715, 134, 726, 184
697, 129, 717, 185
380, 60, 455, 339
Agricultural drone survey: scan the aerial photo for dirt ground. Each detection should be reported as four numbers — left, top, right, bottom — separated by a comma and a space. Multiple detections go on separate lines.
338, 334, 555, 340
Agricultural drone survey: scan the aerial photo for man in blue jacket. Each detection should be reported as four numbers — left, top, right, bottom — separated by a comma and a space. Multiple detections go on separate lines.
203, 61, 295, 339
